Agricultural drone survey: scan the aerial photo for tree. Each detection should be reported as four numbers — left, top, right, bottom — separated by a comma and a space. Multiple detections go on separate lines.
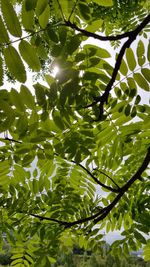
0, 0, 150, 265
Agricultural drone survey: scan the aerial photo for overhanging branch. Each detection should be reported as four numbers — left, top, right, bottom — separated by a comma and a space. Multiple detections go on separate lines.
29, 147, 150, 228
84, 14, 150, 120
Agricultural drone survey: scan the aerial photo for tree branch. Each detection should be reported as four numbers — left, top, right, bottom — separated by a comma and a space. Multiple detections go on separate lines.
54, 152, 120, 193
94, 169, 120, 189
29, 147, 150, 228
64, 14, 150, 41
77, 162, 120, 193
94, 146, 150, 223
84, 14, 150, 119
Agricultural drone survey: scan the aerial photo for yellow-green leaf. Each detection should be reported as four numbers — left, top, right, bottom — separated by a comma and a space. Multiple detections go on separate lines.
1, 0, 22, 37
20, 85, 35, 109
126, 48, 136, 71
22, 1, 34, 30
0, 56, 3, 86
4, 46, 26, 83
10, 88, 25, 112
0, 15, 9, 43
85, 19, 103, 32
35, 0, 48, 16
137, 40, 145, 58
141, 68, 150, 83
39, 4, 50, 29
92, 0, 113, 6
119, 58, 128, 76
19, 40, 41, 71
134, 73, 149, 91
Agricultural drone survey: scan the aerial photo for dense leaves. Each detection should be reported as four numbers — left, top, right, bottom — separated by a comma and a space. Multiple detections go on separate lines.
0, 0, 150, 266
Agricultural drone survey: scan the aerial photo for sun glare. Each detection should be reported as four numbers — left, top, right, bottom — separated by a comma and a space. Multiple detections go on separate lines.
52, 65, 59, 77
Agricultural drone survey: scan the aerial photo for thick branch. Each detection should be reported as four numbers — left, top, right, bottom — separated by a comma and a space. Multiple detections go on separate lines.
94, 147, 150, 223
30, 147, 150, 227
64, 20, 130, 41
64, 14, 150, 41
84, 14, 150, 119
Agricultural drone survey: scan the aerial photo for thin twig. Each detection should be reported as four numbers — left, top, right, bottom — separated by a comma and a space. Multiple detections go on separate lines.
94, 169, 120, 189
77, 162, 120, 193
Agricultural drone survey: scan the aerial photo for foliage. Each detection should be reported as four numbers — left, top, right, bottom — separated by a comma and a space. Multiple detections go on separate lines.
0, 0, 150, 266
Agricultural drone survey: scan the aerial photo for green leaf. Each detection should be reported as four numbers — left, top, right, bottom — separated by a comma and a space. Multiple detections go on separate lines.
19, 40, 41, 71
84, 44, 110, 58
22, 1, 34, 30
39, 4, 50, 29
134, 230, 146, 244
34, 83, 47, 107
47, 26, 59, 43
137, 40, 145, 57
85, 19, 103, 32
78, 3, 91, 21
10, 89, 25, 112
0, 56, 3, 86
0, 15, 9, 43
137, 40, 145, 66
1, 0, 22, 37
143, 241, 150, 262
20, 85, 35, 109
148, 42, 150, 62
119, 58, 128, 76
4, 46, 26, 83
134, 73, 149, 91
141, 68, 150, 83
126, 48, 136, 71
25, 0, 37, 11
35, 0, 48, 16
67, 35, 81, 54
92, 0, 113, 6
52, 110, 64, 130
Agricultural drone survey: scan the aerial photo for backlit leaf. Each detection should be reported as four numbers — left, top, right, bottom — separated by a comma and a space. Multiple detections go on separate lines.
35, 0, 48, 16
1, 0, 22, 37
134, 73, 149, 91
19, 40, 41, 71
0, 16, 9, 43
20, 85, 35, 109
22, 1, 34, 30
10, 89, 25, 112
126, 48, 136, 71
39, 4, 50, 29
4, 46, 26, 83
141, 68, 150, 83
119, 59, 128, 76
0, 56, 3, 86
92, 0, 113, 6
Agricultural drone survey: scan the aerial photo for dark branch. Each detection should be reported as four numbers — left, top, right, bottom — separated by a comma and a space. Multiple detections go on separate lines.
29, 147, 150, 228
54, 152, 120, 193
77, 163, 120, 193
84, 14, 150, 119
64, 14, 150, 41
4, 137, 22, 144
64, 20, 131, 41
94, 146, 150, 223
94, 169, 120, 189
29, 213, 68, 226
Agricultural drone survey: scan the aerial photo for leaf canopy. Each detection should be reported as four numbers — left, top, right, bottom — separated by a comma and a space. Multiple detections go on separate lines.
0, 0, 149, 265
